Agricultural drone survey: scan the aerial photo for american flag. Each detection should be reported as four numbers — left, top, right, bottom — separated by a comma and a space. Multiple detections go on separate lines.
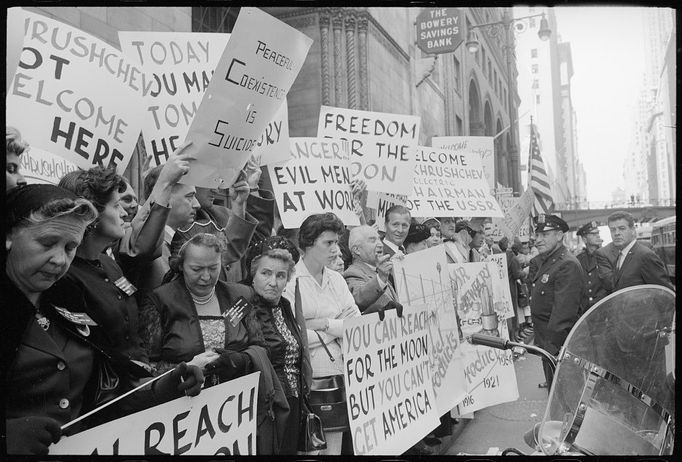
528, 123, 555, 216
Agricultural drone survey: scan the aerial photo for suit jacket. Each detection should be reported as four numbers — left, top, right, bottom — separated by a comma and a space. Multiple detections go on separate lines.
595, 241, 671, 293
343, 261, 399, 314
529, 244, 585, 354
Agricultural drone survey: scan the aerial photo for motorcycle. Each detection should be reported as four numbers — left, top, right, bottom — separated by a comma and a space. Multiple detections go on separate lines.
470, 284, 675, 456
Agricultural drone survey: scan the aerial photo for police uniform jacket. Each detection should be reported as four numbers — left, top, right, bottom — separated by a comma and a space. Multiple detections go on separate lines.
576, 248, 607, 310
529, 244, 585, 355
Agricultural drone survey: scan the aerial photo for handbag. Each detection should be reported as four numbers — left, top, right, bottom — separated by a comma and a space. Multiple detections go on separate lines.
298, 395, 327, 452
310, 332, 350, 432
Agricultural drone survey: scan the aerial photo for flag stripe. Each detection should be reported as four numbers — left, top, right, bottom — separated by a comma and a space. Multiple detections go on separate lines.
528, 123, 555, 217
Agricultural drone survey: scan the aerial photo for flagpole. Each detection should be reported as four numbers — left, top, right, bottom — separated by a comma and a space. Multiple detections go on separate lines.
528, 117, 534, 233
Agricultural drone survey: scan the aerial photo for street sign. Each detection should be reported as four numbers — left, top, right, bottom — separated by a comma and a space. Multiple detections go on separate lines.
416, 8, 464, 55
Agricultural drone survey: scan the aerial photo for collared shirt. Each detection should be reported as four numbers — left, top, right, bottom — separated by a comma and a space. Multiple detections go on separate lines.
383, 239, 404, 256
617, 239, 637, 268
164, 225, 175, 247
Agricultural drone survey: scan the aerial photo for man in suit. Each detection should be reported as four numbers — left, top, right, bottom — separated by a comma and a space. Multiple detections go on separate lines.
529, 214, 585, 389
382, 205, 411, 258
575, 221, 607, 310
344, 225, 400, 315
595, 211, 672, 292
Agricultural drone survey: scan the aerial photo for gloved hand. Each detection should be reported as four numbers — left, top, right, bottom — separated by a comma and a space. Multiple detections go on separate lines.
6, 416, 61, 454
153, 362, 204, 401
211, 348, 251, 381
382, 300, 404, 318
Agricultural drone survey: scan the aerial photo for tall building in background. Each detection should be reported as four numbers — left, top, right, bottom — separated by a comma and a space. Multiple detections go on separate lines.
514, 6, 584, 208
624, 8, 675, 207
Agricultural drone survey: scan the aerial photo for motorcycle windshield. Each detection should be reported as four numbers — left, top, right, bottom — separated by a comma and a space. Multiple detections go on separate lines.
540, 285, 675, 456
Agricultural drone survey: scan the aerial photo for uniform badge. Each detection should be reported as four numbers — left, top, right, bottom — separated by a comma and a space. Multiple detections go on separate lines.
114, 276, 137, 296
541, 273, 549, 283
538, 214, 546, 224
590, 221, 597, 228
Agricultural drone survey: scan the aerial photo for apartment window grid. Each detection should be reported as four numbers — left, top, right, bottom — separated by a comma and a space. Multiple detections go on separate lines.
532, 79, 539, 89
532, 64, 539, 74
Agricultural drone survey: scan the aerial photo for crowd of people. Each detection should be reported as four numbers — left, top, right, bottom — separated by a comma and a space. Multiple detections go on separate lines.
2, 126, 674, 455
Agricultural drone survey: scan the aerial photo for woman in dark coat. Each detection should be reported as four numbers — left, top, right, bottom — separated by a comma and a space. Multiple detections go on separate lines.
244, 236, 312, 454
2, 185, 202, 454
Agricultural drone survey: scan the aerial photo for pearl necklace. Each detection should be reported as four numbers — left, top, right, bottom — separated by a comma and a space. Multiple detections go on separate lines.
191, 288, 216, 305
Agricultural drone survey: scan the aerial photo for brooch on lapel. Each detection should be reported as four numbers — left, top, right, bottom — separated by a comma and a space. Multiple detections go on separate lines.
541, 274, 549, 283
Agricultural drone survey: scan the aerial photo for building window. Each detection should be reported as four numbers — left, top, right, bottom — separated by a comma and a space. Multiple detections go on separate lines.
456, 115, 463, 136
532, 79, 539, 89
192, 6, 239, 32
482, 47, 486, 74
532, 64, 539, 74
453, 56, 461, 91
536, 94, 541, 104
531, 48, 538, 58
530, 17, 536, 28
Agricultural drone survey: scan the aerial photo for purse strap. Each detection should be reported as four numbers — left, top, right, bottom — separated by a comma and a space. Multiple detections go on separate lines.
315, 331, 335, 362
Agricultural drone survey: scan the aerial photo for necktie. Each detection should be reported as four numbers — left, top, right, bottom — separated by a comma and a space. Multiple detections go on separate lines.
616, 251, 625, 270
398, 245, 406, 253
469, 248, 475, 262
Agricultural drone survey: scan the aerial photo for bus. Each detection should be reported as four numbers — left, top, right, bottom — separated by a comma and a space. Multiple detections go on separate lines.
651, 216, 675, 283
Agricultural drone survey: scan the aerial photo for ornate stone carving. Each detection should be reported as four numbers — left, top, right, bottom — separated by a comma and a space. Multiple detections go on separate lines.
345, 13, 357, 109
357, 13, 369, 109
319, 13, 332, 106
332, 11, 345, 106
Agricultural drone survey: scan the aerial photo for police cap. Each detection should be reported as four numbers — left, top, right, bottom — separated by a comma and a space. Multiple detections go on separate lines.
533, 214, 569, 233
577, 221, 599, 237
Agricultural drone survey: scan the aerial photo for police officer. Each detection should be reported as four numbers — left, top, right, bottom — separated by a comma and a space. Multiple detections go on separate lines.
576, 221, 606, 311
530, 214, 585, 389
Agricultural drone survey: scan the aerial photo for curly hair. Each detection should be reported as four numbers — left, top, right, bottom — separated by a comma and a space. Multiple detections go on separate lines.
6, 126, 29, 157
163, 232, 226, 284
298, 212, 345, 251
249, 248, 296, 283
59, 166, 126, 215
607, 211, 635, 228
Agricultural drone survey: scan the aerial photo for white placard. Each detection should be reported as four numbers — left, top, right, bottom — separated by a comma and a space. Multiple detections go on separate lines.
6, 10, 147, 173
49, 373, 259, 455
182, 7, 312, 188
317, 106, 420, 195
432, 136, 495, 190
19, 146, 79, 185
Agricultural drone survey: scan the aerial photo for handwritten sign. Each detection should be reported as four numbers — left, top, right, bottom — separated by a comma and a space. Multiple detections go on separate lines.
487, 253, 515, 319
183, 7, 312, 188
453, 324, 519, 416
343, 310, 439, 455
251, 100, 290, 165
366, 191, 407, 232
317, 106, 420, 195
392, 246, 467, 414
118, 32, 230, 166
405, 146, 503, 218
20, 146, 79, 185
432, 136, 495, 190
49, 373, 259, 455
6, 10, 147, 173
268, 138, 359, 229
490, 191, 516, 241
500, 187, 534, 241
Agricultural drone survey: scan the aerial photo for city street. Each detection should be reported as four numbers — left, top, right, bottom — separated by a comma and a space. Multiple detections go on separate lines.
443, 352, 550, 456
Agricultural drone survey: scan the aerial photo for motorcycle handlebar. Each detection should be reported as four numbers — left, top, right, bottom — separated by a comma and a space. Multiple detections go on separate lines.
470, 333, 510, 350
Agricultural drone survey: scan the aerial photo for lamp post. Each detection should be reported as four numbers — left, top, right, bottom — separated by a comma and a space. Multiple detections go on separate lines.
465, 10, 551, 194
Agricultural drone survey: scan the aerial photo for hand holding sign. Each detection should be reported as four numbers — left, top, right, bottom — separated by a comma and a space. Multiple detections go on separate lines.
6, 416, 62, 455
376, 254, 393, 283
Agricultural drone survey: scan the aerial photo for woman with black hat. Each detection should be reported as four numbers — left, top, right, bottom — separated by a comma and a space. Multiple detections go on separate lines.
3, 185, 203, 454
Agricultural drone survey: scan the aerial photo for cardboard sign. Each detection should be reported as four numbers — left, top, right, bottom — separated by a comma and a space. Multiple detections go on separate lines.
392, 246, 467, 415
49, 373, 259, 455
486, 253, 515, 319
343, 310, 440, 455
452, 323, 519, 416
405, 146, 503, 218
490, 191, 516, 241
317, 106, 420, 195
500, 187, 534, 241
432, 136, 495, 190
251, 100, 290, 165
19, 146, 79, 185
182, 7, 312, 188
118, 32, 231, 166
268, 137, 359, 229
6, 10, 146, 173
365, 191, 407, 232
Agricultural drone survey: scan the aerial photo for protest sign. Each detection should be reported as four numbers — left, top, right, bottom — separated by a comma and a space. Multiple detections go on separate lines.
432, 136, 495, 190
487, 253, 515, 318
392, 246, 467, 415
182, 7, 312, 188
6, 8, 25, 92
343, 310, 440, 455
317, 106, 420, 195
452, 323, 519, 416
6, 10, 146, 173
405, 146, 503, 218
19, 146, 79, 185
50, 373, 259, 455
251, 100, 290, 165
490, 191, 516, 241
268, 137, 359, 229
448, 262, 514, 338
365, 191, 407, 232
499, 187, 534, 241
118, 32, 230, 166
